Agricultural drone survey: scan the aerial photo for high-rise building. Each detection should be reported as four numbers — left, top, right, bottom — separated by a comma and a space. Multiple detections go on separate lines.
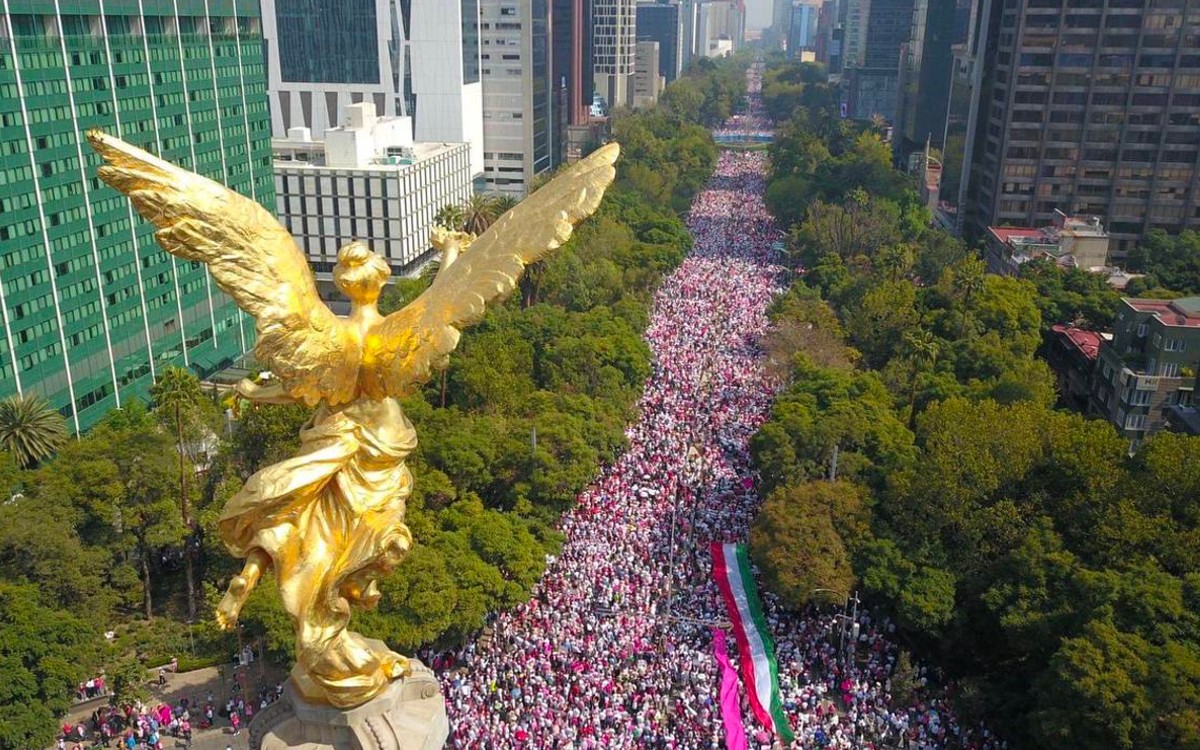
845, 0, 914, 121
0, 1, 273, 433
814, 0, 838, 67
273, 103, 473, 275
262, 0, 485, 176
956, 0, 1200, 257
636, 1, 682, 84
594, 0, 637, 108
933, 0, 988, 234
679, 0, 699, 71
633, 40, 664, 107
771, 0, 792, 46
839, 0, 867, 70
695, 0, 745, 58
551, 0, 594, 163
788, 1, 818, 57
893, 0, 966, 161
480, 0, 553, 194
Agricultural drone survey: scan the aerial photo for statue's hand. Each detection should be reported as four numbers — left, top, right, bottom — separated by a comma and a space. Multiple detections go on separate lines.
235, 378, 297, 404
429, 224, 452, 251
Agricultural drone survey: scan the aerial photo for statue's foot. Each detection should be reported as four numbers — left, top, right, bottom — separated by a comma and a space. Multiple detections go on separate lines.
216, 575, 250, 631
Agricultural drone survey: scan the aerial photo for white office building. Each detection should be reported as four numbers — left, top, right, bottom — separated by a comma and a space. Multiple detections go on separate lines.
593, 0, 637, 108
263, 0, 485, 177
274, 103, 474, 276
480, 0, 553, 195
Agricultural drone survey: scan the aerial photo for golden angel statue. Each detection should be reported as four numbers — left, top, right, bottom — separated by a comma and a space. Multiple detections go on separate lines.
88, 130, 619, 708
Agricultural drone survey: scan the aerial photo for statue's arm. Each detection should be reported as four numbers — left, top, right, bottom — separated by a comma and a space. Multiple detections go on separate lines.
236, 378, 301, 405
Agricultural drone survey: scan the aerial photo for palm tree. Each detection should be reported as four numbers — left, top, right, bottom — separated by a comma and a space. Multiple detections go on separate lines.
150, 366, 208, 620
876, 244, 914, 283
434, 203, 466, 233
956, 257, 987, 339
0, 393, 68, 469
492, 194, 520, 218
903, 330, 939, 431
461, 193, 502, 236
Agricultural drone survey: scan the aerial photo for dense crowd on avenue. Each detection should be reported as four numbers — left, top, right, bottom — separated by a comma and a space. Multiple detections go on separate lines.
436, 67, 1009, 750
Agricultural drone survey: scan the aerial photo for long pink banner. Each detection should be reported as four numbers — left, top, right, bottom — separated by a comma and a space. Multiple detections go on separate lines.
712, 627, 750, 750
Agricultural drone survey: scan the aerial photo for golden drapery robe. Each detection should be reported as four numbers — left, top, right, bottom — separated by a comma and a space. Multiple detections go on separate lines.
219, 397, 416, 707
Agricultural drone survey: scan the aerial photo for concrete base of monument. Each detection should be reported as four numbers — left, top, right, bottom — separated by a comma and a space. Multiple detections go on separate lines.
249, 659, 449, 750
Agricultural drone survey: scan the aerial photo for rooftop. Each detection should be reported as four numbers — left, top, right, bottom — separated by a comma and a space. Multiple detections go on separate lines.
271, 101, 467, 172
987, 210, 1108, 249
1051, 324, 1105, 360
1125, 297, 1200, 328
273, 139, 462, 172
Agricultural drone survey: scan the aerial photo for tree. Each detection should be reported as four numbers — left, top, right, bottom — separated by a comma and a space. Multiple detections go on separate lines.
150, 367, 214, 621
1032, 620, 1154, 750
461, 193, 502, 236
902, 329, 939, 429
106, 655, 151, 707
0, 582, 101, 750
434, 203, 466, 232
876, 243, 914, 282
226, 402, 312, 474
750, 482, 866, 609
36, 421, 186, 619
1019, 260, 1120, 329
0, 393, 67, 469
844, 280, 919, 368
790, 196, 904, 269
492, 194, 520, 217
954, 256, 987, 339
1128, 229, 1200, 294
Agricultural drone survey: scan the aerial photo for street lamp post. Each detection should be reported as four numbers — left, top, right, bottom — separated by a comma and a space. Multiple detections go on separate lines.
810, 588, 854, 651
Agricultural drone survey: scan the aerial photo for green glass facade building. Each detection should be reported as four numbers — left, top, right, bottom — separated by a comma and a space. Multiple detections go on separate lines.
0, 0, 272, 432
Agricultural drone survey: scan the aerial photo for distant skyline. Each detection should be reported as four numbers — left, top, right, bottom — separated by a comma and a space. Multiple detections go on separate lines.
743, 0, 773, 30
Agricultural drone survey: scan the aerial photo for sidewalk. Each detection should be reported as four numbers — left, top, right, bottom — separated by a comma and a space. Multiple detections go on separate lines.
55, 662, 286, 750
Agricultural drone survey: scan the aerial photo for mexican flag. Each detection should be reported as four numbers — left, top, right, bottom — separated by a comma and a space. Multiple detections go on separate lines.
711, 542, 795, 744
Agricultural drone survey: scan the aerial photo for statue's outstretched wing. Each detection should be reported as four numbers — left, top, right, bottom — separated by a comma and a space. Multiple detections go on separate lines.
364, 142, 620, 398
88, 131, 359, 407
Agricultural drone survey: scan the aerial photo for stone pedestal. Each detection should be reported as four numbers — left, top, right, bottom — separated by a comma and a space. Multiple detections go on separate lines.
249, 660, 449, 750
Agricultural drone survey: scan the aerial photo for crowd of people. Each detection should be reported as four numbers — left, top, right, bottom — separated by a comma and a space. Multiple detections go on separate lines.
58, 673, 282, 749
434, 63, 1010, 750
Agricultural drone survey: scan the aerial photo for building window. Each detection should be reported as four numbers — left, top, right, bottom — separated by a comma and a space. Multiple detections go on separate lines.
1164, 337, 1188, 352
1161, 362, 1181, 377
1125, 413, 1147, 431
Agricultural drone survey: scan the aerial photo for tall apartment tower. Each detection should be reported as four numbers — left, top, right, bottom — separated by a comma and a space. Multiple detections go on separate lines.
594, 0, 637, 108
771, 0, 792, 46
679, 0, 699, 72
262, 0, 485, 176
0, 1, 273, 433
480, 0, 553, 194
956, 0, 1200, 257
845, 0, 915, 120
552, 0, 595, 157
893, 0, 958, 160
788, 1, 819, 56
636, 1, 682, 84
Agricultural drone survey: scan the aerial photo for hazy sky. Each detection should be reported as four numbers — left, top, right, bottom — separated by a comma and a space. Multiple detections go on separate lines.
744, 0, 774, 30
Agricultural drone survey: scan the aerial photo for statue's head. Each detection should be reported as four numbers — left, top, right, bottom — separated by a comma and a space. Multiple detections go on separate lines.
333, 241, 391, 304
